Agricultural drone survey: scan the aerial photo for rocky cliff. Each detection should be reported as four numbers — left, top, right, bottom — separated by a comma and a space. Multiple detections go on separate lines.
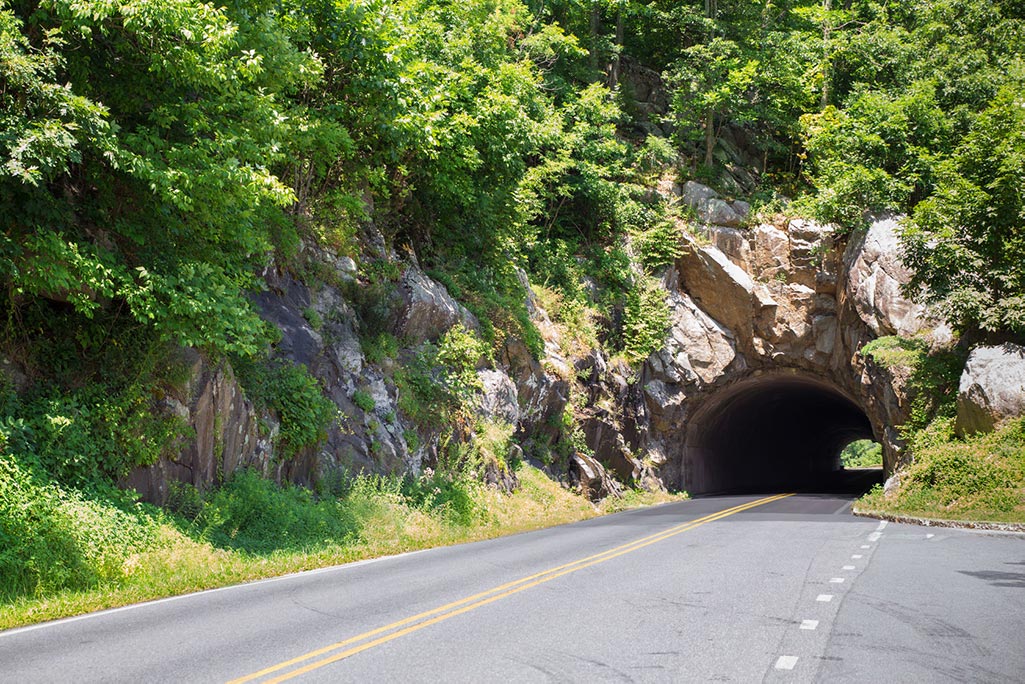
128, 183, 946, 502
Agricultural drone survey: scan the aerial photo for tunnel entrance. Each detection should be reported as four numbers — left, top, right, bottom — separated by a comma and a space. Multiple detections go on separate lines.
682, 373, 879, 494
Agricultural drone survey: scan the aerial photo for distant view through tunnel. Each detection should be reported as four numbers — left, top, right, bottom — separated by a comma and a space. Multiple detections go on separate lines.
682, 374, 883, 495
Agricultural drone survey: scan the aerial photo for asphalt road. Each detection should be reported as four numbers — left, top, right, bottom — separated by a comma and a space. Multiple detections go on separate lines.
2, 473, 1023, 683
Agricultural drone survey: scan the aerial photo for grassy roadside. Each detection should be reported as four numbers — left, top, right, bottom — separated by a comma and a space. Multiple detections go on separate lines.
856, 418, 1025, 525
0, 463, 683, 631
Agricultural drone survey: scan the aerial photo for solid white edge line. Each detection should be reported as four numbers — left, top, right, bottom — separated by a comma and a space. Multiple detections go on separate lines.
0, 548, 431, 640
0, 497, 747, 639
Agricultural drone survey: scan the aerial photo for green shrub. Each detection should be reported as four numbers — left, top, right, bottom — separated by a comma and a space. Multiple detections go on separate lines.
362, 332, 399, 366
621, 276, 670, 362
861, 336, 928, 369
860, 418, 1025, 522
635, 135, 678, 176
0, 384, 185, 486
634, 219, 683, 273
352, 389, 376, 414
232, 358, 336, 459
0, 442, 161, 600
194, 470, 359, 554
302, 307, 323, 331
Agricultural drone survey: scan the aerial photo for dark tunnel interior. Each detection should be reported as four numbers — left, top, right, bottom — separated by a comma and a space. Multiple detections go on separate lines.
682, 375, 882, 495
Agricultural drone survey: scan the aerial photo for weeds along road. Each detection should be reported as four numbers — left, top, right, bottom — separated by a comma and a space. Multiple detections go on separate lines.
2, 480, 1024, 683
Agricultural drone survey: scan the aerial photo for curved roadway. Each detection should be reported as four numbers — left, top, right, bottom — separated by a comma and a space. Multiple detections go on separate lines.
2, 474, 1023, 682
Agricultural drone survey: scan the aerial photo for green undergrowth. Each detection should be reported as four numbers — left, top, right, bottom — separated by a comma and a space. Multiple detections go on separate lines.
856, 334, 1024, 524
859, 418, 1025, 523
0, 453, 683, 630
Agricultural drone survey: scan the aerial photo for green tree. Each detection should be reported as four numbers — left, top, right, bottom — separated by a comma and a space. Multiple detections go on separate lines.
901, 85, 1025, 339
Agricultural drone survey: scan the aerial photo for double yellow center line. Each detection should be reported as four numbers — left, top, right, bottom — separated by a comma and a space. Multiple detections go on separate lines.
229, 492, 792, 683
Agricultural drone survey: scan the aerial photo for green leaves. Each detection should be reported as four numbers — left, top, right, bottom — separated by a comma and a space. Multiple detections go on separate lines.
901, 85, 1025, 338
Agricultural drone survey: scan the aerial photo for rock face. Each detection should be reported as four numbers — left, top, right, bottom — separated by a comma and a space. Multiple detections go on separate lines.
128, 188, 933, 501
612, 207, 930, 490
124, 350, 278, 505
956, 344, 1025, 435
394, 267, 479, 343
844, 216, 936, 338
680, 181, 749, 228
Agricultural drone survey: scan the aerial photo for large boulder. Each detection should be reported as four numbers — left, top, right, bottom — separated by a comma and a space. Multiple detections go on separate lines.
844, 216, 931, 337
569, 451, 623, 501
956, 344, 1025, 435
696, 224, 751, 269
476, 369, 521, 425
649, 287, 738, 387
680, 181, 747, 227
675, 236, 776, 351
750, 223, 791, 281
394, 268, 479, 344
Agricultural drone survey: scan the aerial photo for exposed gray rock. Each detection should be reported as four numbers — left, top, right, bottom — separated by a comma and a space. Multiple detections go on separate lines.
125, 350, 275, 505
844, 216, 930, 337
0, 355, 29, 393
394, 268, 479, 344
477, 369, 521, 425
787, 218, 833, 289
642, 379, 688, 434
697, 225, 751, 269
680, 181, 746, 227
956, 344, 1025, 436
681, 180, 719, 207
731, 200, 752, 221
700, 198, 743, 227
253, 272, 323, 366
500, 336, 569, 441
569, 451, 622, 501
676, 235, 775, 351
654, 286, 737, 387
751, 223, 791, 281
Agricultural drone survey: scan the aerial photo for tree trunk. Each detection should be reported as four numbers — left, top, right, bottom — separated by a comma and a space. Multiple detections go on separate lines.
590, 3, 601, 75
821, 0, 832, 109
704, 108, 715, 167
609, 9, 624, 88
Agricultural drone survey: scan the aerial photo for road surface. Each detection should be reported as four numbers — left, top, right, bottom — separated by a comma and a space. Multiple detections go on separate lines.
2, 478, 1023, 682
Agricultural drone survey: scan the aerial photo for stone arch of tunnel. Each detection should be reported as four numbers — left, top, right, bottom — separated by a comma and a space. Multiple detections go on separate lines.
680, 371, 878, 494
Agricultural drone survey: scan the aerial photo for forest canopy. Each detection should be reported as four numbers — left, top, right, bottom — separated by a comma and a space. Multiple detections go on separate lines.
2, 0, 1023, 363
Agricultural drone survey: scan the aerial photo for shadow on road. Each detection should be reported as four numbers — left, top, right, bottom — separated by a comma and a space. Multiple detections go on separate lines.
958, 566, 1025, 589
694, 467, 884, 499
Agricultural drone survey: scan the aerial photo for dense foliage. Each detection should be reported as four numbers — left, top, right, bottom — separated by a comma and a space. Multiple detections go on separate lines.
1, 0, 1023, 538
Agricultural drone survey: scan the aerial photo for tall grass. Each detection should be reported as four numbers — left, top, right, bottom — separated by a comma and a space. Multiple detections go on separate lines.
858, 418, 1025, 522
0, 453, 682, 630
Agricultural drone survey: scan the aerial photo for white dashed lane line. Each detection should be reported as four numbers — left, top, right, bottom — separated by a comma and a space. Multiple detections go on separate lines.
768, 517, 889, 679
775, 656, 799, 670
770, 518, 889, 680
